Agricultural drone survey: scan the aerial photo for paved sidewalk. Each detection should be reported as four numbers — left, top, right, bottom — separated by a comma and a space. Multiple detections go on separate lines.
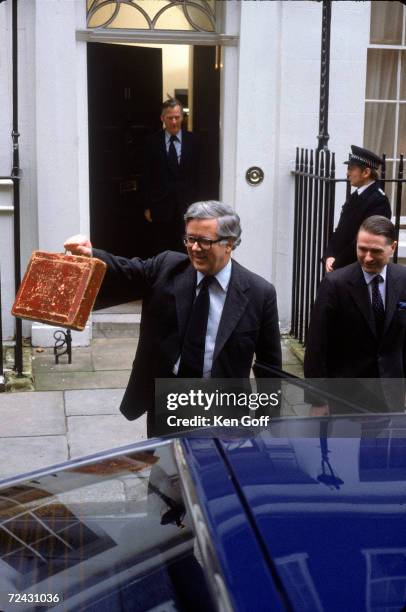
0, 336, 303, 481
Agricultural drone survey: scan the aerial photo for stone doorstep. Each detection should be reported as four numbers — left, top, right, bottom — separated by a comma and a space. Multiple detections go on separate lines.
93, 301, 142, 338
92, 313, 141, 338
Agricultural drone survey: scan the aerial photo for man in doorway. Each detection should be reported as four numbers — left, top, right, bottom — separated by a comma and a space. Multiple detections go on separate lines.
305, 215, 406, 414
64, 201, 282, 436
324, 145, 391, 272
143, 98, 201, 254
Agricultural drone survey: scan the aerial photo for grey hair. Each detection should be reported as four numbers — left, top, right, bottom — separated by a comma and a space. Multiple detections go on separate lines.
184, 201, 242, 249
161, 98, 184, 116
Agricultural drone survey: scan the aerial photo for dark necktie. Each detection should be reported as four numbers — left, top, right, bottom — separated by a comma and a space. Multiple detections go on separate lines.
371, 274, 385, 335
168, 135, 179, 173
178, 275, 213, 378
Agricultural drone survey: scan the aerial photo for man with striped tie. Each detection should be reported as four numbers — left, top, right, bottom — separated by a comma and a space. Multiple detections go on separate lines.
143, 98, 201, 254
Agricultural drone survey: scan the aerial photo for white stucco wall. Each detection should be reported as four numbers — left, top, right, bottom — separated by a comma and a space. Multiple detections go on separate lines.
221, 0, 370, 330
0, 182, 14, 341
0, 2, 14, 340
0, 0, 373, 342
273, 0, 369, 329
0, 0, 91, 345
35, 0, 86, 252
222, 1, 282, 289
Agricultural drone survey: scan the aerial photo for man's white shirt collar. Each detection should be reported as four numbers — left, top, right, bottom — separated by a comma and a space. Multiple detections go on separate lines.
356, 180, 375, 195
197, 259, 232, 292
362, 264, 387, 285
165, 130, 182, 144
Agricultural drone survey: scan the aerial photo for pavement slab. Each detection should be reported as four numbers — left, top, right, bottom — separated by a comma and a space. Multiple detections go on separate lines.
32, 347, 94, 373
67, 414, 147, 457
283, 364, 305, 378
0, 391, 65, 437
34, 370, 131, 391
92, 337, 136, 371
0, 333, 303, 484
0, 436, 68, 480
65, 388, 126, 416
281, 342, 302, 366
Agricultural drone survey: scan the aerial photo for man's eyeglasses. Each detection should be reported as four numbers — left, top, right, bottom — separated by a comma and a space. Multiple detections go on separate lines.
183, 235, 227, 250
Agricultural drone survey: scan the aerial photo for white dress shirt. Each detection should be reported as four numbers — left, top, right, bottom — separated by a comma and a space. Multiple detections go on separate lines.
174, 259, 232, 377
165, 130, 182, 163
362, 265, 387, 308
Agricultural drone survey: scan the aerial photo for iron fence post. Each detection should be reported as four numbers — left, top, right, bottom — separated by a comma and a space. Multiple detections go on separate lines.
290, 148, 300, 335
317, 0, 331, 152
11, 0, 23, 375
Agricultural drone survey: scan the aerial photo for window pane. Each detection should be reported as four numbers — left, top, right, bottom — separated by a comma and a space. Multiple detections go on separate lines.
156, 5, 214, 32
364, 102, 396, 157
398, 104, 406, 155
370, 1, 403, 44
87, 0, 216, 32
366, 50, 398, 100
400, 52, 406, 100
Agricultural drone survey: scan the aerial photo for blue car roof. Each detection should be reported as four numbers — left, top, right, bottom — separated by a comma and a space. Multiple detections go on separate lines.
184, 414, 406, 612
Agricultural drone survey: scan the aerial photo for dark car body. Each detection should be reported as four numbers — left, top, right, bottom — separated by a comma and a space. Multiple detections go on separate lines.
0, 413, 405, 611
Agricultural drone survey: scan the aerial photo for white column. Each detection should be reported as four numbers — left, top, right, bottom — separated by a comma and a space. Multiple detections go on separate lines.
221, 0, 283, 299
221, 1, 370, 330
32, 0, 90, 345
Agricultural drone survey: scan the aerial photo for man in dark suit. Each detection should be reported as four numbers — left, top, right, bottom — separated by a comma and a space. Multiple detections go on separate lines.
65, 201, 282, 435
324, 145, 391, 272
305, 215, 406, 415
143, 98, 200, 254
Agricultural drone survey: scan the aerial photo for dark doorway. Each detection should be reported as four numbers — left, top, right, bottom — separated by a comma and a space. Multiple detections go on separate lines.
193, 46, 221, 200
87, 42, 221, 259
87, 43, 162, 257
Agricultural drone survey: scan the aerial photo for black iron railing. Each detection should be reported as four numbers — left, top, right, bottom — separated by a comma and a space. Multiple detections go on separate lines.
0, 0, 22, 388
291, 147, 348, 344
290, 148, 405, 345
382, 154, 404, 263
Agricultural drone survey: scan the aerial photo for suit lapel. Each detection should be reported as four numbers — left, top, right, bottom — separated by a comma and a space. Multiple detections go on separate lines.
383, 264, 401, 334
174, 265, 196, 343
159, 131, 170, 171
348, 264, 376, 336
213, 262, 249, 362
179, 131, 189, 169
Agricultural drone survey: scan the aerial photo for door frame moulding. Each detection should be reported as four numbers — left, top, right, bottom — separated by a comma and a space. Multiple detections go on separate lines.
76, 28, 238, 46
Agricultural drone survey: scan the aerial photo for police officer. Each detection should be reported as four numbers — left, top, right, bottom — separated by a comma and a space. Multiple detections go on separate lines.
324, 145, 391, 272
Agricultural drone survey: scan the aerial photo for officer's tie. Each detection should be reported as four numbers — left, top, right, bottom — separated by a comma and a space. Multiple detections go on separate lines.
178, 275, 214, 377
371, 274, 385, 335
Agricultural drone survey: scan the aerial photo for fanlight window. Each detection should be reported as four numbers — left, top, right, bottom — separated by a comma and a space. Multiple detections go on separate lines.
87, 0, 217, 32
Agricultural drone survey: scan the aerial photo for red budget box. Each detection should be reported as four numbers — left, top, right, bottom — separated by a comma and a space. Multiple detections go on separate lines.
12, 251, 107, 331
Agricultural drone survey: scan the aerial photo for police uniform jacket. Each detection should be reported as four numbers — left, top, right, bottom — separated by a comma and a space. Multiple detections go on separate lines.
324, 182, 391, 269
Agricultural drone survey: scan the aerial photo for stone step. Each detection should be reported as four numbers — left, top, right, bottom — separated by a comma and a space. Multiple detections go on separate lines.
92, 313, 141, 338
95, 301, 142, 315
